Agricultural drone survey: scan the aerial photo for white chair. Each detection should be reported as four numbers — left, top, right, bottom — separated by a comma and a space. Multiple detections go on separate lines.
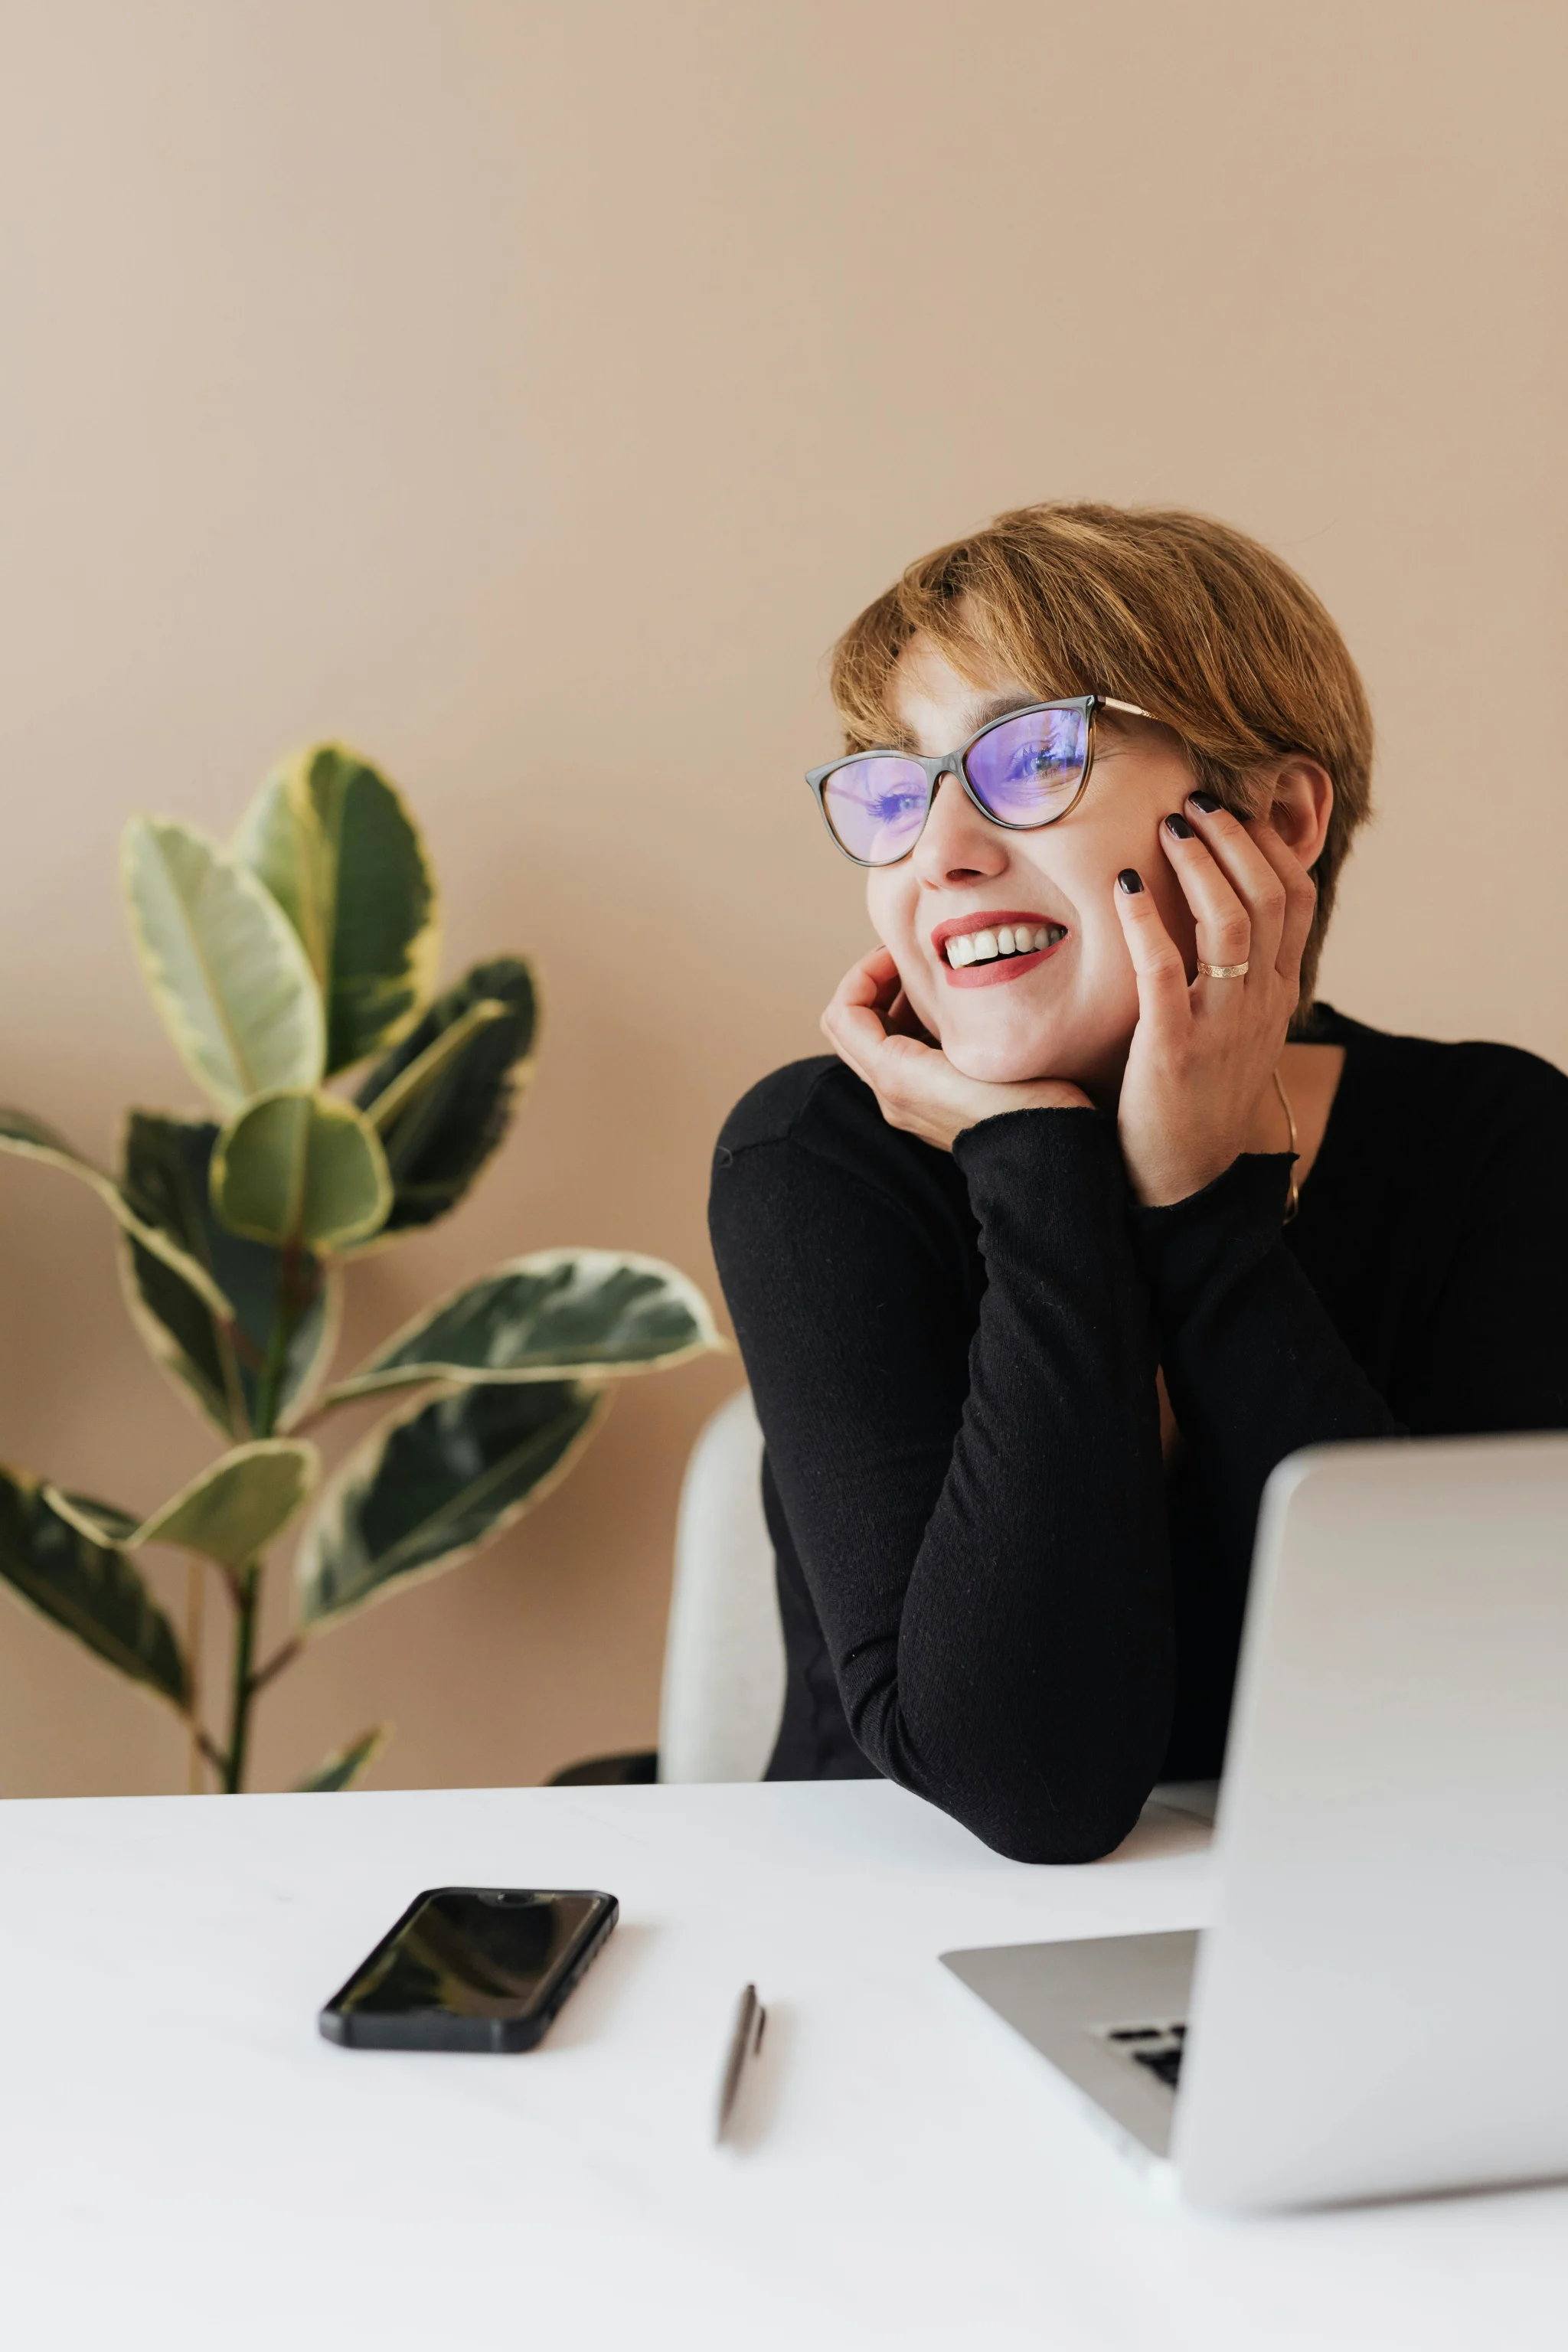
560, 1388, 1219, 1817
657, 1387, 786, 1782
547, 1386, 784, 1788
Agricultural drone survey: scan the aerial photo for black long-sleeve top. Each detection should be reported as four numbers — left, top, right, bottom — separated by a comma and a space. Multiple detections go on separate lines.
707, 1007, 1568, 1862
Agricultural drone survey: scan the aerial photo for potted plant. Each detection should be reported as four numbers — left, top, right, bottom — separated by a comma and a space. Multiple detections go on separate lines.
0, 745, 720, 1791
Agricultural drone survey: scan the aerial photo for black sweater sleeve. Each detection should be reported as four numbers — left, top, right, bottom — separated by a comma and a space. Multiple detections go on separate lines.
1131, 1155, 1403, 1582
710, 1040, 1568, 1861
712, 1099, 1174, 1862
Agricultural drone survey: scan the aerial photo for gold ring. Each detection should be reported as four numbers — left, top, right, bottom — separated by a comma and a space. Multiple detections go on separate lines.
1197, 959, 1249, 980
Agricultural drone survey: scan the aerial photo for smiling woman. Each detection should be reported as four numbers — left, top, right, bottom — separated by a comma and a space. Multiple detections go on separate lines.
709, 501, 1568, 1861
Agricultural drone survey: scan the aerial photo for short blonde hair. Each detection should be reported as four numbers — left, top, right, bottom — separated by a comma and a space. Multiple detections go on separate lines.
830, 501, 1374, 1018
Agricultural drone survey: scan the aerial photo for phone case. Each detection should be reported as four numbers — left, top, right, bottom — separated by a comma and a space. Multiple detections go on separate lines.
318, 1888, 619, 2052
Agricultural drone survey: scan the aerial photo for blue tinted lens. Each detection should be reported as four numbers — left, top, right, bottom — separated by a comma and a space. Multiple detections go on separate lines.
963, 707, 1088, 825
822, 756, 930, 864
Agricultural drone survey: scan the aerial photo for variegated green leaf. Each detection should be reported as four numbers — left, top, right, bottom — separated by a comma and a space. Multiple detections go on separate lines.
352, 957, 537, 1239
0, 1469, 188, 1707
320, 1250, 720, 1408
211, 1091, 390, 1253
0, 1107, 234, 1322
121, 817, 325, 1111
296, 1723, 392, 1792
296, 1380, 606, 1629
54, 1493, 143, 1544
119, 1113, 340, 1439
132, 1440, 319, 1571
234, 745, 440, 1075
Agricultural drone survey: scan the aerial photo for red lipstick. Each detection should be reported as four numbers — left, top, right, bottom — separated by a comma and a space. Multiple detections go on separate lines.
929, 909, 1070, 990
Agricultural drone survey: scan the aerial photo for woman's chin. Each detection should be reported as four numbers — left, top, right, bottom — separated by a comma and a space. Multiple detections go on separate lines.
939, 998, 1123, 1090
942, 1034, 1058, 1086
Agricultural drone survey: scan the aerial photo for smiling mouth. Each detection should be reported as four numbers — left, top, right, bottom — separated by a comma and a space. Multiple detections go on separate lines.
929, 912, 1070, 989
942, 919, 1067, 969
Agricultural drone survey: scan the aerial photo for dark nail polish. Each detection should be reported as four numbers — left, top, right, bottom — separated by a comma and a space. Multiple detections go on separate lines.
1188, 791, 1222, 815
1118, 868, 1143, 893
1165, 812, 1195, 839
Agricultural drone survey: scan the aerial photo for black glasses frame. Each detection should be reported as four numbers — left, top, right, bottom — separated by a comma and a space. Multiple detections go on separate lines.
805, 693, 1151, 867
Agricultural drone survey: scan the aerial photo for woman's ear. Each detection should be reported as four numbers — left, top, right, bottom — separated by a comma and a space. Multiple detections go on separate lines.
1268, 758, 1334, 870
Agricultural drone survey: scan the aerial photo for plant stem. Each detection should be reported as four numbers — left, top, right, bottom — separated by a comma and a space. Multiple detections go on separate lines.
224, 1559, 262, 1794
221, 1230, 313, 1790
185, 1555, 206, 1793
252, 1236, 305, 1439
247, 1635, 301, 1698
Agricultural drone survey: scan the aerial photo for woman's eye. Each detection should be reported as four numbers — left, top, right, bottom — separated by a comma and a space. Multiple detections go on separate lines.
1006, 747, 1062, 784
874, 789, 924, 819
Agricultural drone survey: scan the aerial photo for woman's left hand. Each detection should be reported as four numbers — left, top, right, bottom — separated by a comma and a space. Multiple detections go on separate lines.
822, 945, 1091, 1152
1112, 796, 1318, 1207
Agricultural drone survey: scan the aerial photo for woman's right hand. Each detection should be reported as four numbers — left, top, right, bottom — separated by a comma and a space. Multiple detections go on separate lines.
822, 945, 1091, 1153
1111, 797, 1317, 1205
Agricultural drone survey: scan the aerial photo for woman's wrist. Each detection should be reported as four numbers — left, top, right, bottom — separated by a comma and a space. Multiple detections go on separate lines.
1122, 1129, 1254, 1207
1128, 1150, 1295, 1308
953, 1096, 1120, 1186
951, 1094, 1098, 1152
946, 1078, 1093, 1142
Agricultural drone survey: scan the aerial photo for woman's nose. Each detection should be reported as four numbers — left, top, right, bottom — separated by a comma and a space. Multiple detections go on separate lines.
911, 769, 1008, 887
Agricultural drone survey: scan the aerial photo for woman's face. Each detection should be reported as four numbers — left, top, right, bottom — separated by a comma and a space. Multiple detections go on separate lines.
865, 635, 1204, 1093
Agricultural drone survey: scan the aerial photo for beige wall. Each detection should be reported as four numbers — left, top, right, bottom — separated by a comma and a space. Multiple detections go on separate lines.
0, 1, 1562, 1796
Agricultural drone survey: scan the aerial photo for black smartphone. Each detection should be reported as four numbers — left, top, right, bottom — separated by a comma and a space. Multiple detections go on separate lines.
318, 1886, 619, 2052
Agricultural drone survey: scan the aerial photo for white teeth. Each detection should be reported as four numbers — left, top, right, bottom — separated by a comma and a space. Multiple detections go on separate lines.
946, 921, 1067, 967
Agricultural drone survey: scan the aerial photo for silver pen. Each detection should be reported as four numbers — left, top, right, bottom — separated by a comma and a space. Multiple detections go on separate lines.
714, 1982, 767, 2143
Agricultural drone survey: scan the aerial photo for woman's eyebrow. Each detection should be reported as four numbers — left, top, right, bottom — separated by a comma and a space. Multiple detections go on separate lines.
968, 693, 1037, 730
878, 692, 1034, 751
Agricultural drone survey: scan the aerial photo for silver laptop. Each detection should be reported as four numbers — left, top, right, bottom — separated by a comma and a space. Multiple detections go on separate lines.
942, 1433, 1568, 2211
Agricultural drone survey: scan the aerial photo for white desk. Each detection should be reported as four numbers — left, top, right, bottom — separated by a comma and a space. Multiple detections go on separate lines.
0, 1780, 1560, 2351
